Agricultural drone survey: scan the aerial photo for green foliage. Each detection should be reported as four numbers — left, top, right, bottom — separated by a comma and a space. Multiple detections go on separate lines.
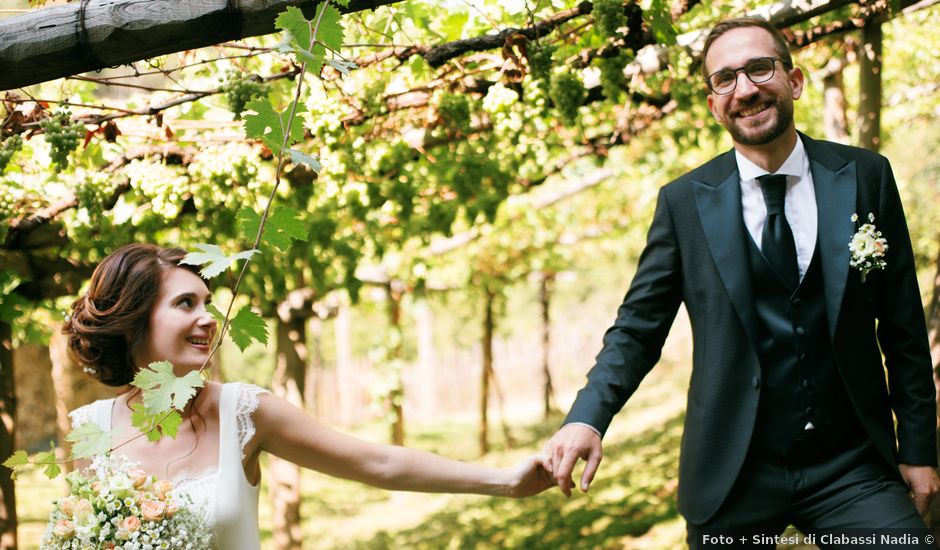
0, 134, 22, 173
237, 206, 309, 252
131, 360, 205, 413
39, 110, 84, 171
593, 0, 628, 38
549, 72, 586, 124
2, 450, 27, 480
34, 443, 61, 480
229, 305, 269, 351
66, 423, 114, 461
644, 0, 677, 46
244, 99, 306, 155
222, 72, 267, 120
435, 93, 472, 134
131, 403, 183, 442
599, 54, 629, 101
276, 4, 345, 74
181, 243, 260, 278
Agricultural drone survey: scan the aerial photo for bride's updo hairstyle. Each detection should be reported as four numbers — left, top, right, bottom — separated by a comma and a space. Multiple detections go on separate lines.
63, 243, 205, 387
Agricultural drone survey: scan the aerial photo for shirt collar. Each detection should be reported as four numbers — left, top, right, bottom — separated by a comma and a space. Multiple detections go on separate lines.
734, 136, 805, 182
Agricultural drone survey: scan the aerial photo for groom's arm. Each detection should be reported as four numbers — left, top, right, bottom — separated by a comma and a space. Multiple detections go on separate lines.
871, 157, 937, 467
869, 156, 939, 515
545, 186, 684, 494
565, 186, 684, 435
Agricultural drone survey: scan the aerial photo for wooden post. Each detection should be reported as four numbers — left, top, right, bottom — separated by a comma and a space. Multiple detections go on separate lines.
822, 52, 849, 143
0, 321, 16, 550
540, 272, 557, 419
858, 20, 883, 152
268, 311, 308, 550
0, 0, 402, 91
479, 290, 493, 455
385, 281, 405, 447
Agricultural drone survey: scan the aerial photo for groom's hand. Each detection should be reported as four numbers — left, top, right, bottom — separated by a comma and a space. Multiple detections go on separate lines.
543, 424, 602, 498
899, 464, 940, 518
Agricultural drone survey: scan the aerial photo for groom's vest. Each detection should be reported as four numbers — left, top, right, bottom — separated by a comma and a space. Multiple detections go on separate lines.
745, 237, 866, 455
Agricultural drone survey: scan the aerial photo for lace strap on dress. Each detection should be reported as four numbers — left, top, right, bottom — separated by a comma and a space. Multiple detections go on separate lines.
68, 402, 99, 430
232, 383, 269, 460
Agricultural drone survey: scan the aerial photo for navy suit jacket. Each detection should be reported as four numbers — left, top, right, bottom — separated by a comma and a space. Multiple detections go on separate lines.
565, 132, 937, 524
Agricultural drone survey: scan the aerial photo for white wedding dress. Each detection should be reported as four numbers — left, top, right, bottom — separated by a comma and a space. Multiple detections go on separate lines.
69, 382, 268, 550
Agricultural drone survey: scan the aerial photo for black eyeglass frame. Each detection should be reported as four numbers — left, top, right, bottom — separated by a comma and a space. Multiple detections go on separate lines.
706, 57, 793, 95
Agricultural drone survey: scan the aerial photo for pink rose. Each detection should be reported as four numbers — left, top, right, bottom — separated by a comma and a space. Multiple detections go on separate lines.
127, 468, 149, 489
58, 496, 76, 518
165, 501, 179, 518
73, 499, 94, 522
151, 479, 173, 500
120, 515, 141, 532
53, 519, 75, 539
140, 499, 166, 521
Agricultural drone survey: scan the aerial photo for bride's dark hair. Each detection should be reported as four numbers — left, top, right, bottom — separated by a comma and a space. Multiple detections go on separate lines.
63, 243, 206, 386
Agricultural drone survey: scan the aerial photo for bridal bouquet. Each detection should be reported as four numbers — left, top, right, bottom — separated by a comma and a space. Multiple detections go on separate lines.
40, 455, 215, 550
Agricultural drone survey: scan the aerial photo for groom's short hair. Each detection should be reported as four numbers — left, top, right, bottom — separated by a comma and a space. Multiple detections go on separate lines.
700, 17, 793, 80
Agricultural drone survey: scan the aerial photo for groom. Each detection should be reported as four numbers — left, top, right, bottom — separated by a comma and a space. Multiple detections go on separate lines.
545, 17, 939, 543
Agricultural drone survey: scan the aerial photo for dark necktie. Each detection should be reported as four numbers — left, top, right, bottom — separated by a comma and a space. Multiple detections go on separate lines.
758, 174, 799, 289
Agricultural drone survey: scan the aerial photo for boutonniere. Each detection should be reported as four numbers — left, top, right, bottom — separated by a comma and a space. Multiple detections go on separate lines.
848, 213, 887, 283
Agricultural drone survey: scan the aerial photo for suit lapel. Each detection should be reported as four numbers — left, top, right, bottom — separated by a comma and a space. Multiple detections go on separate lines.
803, 134, 856, 340
693, 152, 760, 345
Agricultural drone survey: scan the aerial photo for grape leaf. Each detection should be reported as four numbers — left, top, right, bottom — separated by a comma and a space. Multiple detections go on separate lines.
229, 306, 268, 352
206, 303, 226, 325
313, 3, 345, 53
3, 450, 28, 479
66, 422, 114, 460
36, 443, 61, 479
131, 403, 183, 442
243, 98, 305, 154
288, 148, 322, 172
326, 59, 357, 77
332, 0, 349, 7
132, 360, 205, 414
237, 207, 262, 244
264, 206, 309, 251
181, 243, 259, 278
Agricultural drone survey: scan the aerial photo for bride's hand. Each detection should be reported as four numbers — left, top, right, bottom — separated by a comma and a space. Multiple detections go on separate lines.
505, 454, 554, 498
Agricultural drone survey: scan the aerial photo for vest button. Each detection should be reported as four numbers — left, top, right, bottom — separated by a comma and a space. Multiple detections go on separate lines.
792, 298, 804, 308
799, 353, 808, 361
752, 376, 760, 389
802, 379, 812, 388
796, 326, 806, 335
805, 406, 815, 416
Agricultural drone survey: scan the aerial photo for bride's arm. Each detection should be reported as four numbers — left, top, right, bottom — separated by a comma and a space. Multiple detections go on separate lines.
252, 392, 552, 498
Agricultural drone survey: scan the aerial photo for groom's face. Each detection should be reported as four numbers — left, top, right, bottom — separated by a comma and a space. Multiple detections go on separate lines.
705, 27, 804, 147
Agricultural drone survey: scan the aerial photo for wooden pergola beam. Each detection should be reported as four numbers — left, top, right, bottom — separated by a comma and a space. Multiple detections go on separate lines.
0, 0, 403, 91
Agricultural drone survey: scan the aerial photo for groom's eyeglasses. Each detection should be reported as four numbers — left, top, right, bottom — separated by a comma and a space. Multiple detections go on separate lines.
706, 57, 791, 95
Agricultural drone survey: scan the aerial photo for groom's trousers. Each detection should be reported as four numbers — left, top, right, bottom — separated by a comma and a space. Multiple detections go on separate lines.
685, 437, 931, 549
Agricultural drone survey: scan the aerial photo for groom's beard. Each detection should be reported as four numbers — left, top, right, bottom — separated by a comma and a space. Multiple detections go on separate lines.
724, 93, 794, 146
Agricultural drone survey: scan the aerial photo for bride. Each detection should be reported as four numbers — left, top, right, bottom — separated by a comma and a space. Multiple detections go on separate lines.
65, 243, 553, 548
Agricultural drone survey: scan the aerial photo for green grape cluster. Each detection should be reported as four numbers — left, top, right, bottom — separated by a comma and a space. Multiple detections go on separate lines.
593, 0, 628, 39
0, 134, 23, 173
528, 42, 555, 82
223, 73, 267, 120
599, 54, 628, 101
436, 93, 471, 134
40, 111, 83, 171
75, 176, 114, 215
549, 72, 587, 124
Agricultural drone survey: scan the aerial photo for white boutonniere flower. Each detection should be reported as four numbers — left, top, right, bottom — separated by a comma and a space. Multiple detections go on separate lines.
848, 213, 887, 283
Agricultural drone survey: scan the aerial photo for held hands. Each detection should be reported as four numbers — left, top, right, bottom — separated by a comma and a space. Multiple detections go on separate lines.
505, 454, 555, 498
899, 464, 940, 518
543, 424, 603, 497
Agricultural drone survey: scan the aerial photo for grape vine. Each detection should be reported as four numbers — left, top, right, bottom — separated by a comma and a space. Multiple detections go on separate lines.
0, 134, 23, 173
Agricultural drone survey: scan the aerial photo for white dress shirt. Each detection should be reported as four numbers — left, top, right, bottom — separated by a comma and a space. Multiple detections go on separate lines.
736, 136, 817, 281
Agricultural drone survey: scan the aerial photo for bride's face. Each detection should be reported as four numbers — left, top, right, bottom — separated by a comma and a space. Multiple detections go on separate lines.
134, 267, 217, 375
